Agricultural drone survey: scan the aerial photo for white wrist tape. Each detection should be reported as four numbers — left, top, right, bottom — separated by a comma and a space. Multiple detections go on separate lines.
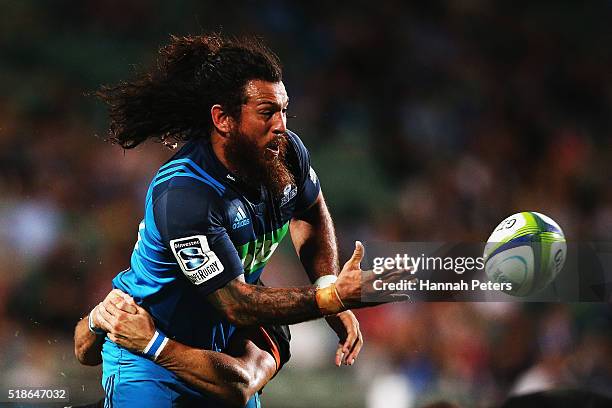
142, 330, 169, 361
314, 274, 338, 288
88, 304, 105, 335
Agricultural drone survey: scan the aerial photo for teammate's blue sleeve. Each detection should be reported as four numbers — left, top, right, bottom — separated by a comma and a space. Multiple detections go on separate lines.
286, 130, 321, 213
154, 187, 244, 296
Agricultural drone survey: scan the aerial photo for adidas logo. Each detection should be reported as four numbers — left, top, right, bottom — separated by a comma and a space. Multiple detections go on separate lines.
232, 207, 250, 230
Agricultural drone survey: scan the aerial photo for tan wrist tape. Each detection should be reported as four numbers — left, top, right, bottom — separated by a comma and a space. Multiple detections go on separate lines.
315, 283, 346, 315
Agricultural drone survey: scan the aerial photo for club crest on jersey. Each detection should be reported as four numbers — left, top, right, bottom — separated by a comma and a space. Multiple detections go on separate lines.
170, 235, 224, 285
232, 206, 250, 230
280, 184, 297, 206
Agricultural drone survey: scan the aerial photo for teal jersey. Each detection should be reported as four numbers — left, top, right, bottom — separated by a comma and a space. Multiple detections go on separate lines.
102, 130, 320, 407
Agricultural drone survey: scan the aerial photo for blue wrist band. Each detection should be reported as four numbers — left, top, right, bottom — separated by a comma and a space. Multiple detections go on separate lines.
142, 330, 169, 360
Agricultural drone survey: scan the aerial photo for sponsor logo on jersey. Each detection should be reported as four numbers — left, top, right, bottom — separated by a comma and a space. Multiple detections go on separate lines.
170, 235, 224, 285
280, 184, 297, 207
232, 206, 251, 230
309, 167, 318, 185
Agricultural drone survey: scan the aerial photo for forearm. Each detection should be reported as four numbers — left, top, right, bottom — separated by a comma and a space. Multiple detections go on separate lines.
156, 339, 275, 407
74, 314, 104, 366
291, 194, 340, 282
210, 281, 321, 326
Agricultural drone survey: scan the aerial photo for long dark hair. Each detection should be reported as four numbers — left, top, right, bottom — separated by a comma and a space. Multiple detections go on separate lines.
96, 34, 283, 149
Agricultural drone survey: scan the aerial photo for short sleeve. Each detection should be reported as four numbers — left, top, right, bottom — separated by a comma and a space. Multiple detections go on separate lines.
286, 130, 321, 213
154, 187, 244, 296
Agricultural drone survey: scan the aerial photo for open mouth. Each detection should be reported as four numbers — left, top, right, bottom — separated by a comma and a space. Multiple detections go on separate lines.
266, 145, 280, 155
265, 140, 281, 157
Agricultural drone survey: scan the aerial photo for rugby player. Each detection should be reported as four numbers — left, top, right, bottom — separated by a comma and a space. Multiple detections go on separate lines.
86, 33, 395, 407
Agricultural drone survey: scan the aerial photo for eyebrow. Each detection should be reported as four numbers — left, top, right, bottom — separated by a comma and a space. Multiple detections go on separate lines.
256, 98, 289, 107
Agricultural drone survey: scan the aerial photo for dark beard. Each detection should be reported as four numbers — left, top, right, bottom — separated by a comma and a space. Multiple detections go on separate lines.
224, 130, 295, 198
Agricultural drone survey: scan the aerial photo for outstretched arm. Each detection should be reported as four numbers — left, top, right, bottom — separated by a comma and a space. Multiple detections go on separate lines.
207, 240, 388, 325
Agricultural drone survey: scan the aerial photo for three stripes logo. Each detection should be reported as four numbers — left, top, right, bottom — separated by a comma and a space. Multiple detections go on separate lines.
232, 207, 250, 230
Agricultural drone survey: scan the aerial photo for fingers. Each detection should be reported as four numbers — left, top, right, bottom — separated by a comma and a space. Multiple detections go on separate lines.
336, 315, 363, 366
103, 301, 135, 329
341, 326, 357, 358
133, 303, 151, 317
335, 344, 345, 367
110, 288, 127, 297
339, 323, 363, 366
108, 333, 128, 346
103, 289, 137, 314
97, 302, 130, 336
108, 333, 119, 344
345, 331, 364, 365
344, 241, 365, 270
107, 289, 127, 304
113, 297, 138, 314
94, 303, 114, 333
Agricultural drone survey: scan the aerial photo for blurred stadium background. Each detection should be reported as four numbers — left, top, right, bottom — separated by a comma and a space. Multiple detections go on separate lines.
1, 1, 611, 407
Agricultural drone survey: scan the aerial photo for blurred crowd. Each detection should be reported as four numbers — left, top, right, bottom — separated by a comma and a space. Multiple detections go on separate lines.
0, 1, 611, 407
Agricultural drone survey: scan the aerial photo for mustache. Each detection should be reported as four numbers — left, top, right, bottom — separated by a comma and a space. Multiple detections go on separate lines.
265, 133, 287, 150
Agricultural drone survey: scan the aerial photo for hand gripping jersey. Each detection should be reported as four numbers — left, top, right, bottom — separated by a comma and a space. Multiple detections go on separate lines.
101, 130, 320, 407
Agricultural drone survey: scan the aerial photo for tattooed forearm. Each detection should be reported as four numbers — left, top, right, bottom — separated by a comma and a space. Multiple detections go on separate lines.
207, 279, 320, 326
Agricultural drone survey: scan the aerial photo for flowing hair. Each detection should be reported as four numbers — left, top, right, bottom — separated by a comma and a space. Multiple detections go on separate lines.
96, 34, 282, 149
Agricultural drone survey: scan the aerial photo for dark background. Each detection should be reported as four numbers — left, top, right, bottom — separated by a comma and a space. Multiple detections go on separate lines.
1, 1, 611, 407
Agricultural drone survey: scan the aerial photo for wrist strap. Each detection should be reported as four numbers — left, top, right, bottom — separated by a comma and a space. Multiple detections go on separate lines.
88, 305, 105, 335
315, 283, 346, 315
314, 274, 338, 288
142, 330, 169, 361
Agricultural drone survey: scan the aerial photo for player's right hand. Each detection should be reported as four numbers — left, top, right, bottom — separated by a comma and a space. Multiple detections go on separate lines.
335, 241, 409, 307
334, 241, 366, 306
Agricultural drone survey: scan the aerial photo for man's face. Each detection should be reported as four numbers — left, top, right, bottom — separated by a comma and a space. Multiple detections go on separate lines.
238, 79, 289, 157
224, 80, 294, 196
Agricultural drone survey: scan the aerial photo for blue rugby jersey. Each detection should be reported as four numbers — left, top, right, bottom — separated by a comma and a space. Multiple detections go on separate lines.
102, 130, 320, 407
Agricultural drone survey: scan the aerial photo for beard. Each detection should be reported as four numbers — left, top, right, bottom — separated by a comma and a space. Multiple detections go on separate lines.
224, 129, 295, 198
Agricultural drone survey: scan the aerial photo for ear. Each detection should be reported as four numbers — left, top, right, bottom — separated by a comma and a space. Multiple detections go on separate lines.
210, 104, 234, 136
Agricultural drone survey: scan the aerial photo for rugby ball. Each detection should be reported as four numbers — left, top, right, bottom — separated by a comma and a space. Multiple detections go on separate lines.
483, 212, 566, 296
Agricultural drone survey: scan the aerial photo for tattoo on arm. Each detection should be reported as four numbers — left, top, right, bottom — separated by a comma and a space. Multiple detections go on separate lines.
207, 277, 320, 326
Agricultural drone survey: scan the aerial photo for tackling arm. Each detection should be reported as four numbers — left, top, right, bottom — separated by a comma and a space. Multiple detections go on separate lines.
155, 327, 276, 407
74, 315, 104, 366
74, 291, 278, 407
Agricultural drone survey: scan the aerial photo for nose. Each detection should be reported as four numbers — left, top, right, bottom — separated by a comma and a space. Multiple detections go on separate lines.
272, 111, 287, 135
